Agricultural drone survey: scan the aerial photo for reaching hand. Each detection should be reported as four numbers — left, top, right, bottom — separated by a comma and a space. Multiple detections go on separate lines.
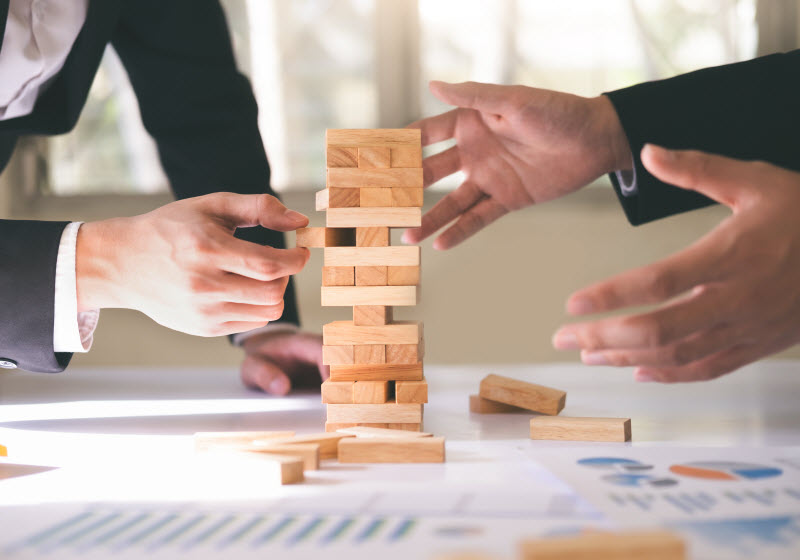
402, 80, 631, 249
76, 192, 310, 337
554, 145, 800, 382
240, 330, 327, 395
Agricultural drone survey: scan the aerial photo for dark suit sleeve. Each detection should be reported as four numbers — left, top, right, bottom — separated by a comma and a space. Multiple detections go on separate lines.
0, 220, 73, 372
109, 0, 299, 328
605, 49, 800, 226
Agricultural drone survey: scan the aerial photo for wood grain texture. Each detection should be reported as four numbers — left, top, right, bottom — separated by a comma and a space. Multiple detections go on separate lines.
479, 374, 566, 415
254, 433, 355, 460
360, 187, 393, 207
249, 443, 320, 471
356, 227, 389, 247
387, 266, 420, 286
321, 286, 416, 306
246, 453, 305, 484
338, 437, 444, 463
320, 380, 354, 403
193, 431, 295, 452
336, 426, 432, 438
518, 530, 686, 560
326, 207, 421, 228
530, 417, 632, 442
324, 422, 388, 432
358, 146, 390, 168
329, 362, 424, 382
355, 266, 388, 286
316, 188, 360, 210
327, 128, 420, 147
353, 380, 389, 403
468, 394, 528, 414
322, 266, 355, 286
385, 423, 423, 432
392, 187, 424, 207
353, 305, 393, 326
324, 246, 420, 267
326, 146, 358, 167
395, 379, 428, 403
328, 168, 423, 188
386, 343, 422, 364
353, 345, 386, 365
295, 227, 355, 248
323, 320, 422, 345
327, 404, 423, 423
322, 345, 354, 366
390, 145, 422, 168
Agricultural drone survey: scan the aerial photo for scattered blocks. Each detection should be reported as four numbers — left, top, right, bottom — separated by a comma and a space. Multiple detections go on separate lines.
338, 436, 445, 463
248, 443, 321, 471
253, 432, 355, 460
193, 430, 295, 452
479, 374, 566, 415
469, 394, 528, 414
518, 530, 685, 560
530, 417, 632, 442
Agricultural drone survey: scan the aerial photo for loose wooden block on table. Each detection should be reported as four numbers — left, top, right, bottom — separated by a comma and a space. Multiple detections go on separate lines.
325, 422, 389, 432
321, 379, 354, 403
328, 168, 423, 189
395, 379, 428, 403
323, 320, 422, 345
386, 342, 423, 364
193, 430, 295, 452
248, 453, 305, 484
353, 305, 392, 326
360, 187, 393, 207
321, 286, 416, 307
353, 380, 389, 403
337, 426, 432, 438
469, 394, 528, 414
530, 417, 632, 442
386, 423, 423, 432
324, 246, 420, 267
392, 187, 424, 207
327, 128, 420, 147
326, 146, 358, 167
327, 403, 423, 424
248, 443, 320, 471
353, 344, 386, 365
358, 146, 391, 168
479, 374, 566, 416
316, 188, 360, 210
356, 227, 389, 247
390, 145, 423, 168
322, 266, 355, 286
355, 266, 388, 286
322, 345, 354, 366
338, 437, 445, 464
388, 266, 420, 286
295, 227, 355, 248
518, 530, 685, 560
326, 207, 421, 228
254, 433, 355, 460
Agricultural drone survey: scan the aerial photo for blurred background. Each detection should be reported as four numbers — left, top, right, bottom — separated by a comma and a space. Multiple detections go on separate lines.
1, 0, 798, 369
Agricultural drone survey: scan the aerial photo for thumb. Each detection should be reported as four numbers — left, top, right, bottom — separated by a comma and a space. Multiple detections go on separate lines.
641, 144, 753, 208
200, 192, 309, 232
240, 354, 291, 396
429, 80, 518, 114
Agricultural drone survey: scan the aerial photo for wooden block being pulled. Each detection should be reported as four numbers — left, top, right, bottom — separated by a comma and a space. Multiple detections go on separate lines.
337, 426, 432, 438
322, 345, 354, 366
321, 379, 354, 403
322, 266, 355, 286
392, 187, 424, 207
316, 188, 360, 210
327, 403, 422, 424
356, 227, 389, 247
254, 432, 354, 460
355, 266, 388, 286
328, 168, 422, 189
469, 394, 528, 414
386, 343, 422, 364
327, 146, 358, 167
323, 320, 422, 345
353, 380, 389, 403
395, 379, 428, 403
353, 305, 392, 326
530, 417, 632, 442
327, 129, 420, 147
479, 374, 566, 416
391, 145, 422, 168
194, 430, 295, 452
325, 422, 388, 432
358, 147, 391, 168
326, 207, 421, 228
324, 246, 420, 267
388, 266, 420, 286
248, 443, 320, 471
321, 286, 416, 307
518, 530, 686, 560
338, 437, 445, 463
296, 227, 356, 248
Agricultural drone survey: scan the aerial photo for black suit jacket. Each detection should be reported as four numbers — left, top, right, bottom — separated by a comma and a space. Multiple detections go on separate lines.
0, 0, 299, 373
606, 49, 800, 225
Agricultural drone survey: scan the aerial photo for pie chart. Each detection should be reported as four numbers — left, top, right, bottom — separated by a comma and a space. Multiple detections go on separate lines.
669, 461, 782, 481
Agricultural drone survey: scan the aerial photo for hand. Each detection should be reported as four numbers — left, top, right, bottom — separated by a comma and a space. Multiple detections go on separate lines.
554, 145, 800, 382
76, 192, 310, 337
240, 330, 327, 395
402, 80, 631, 249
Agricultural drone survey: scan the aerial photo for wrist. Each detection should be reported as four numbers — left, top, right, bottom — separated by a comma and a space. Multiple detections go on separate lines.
590, 94, 632, 173
76, 219, 127, 311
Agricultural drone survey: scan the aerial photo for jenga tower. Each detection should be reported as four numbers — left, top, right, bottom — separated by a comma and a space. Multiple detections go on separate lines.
296, 129, 426, 432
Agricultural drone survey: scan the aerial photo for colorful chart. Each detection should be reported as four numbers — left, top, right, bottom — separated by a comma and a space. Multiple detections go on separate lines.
577, 457, 652, 471
670, 461, 783, 482
601, 473, 678, 488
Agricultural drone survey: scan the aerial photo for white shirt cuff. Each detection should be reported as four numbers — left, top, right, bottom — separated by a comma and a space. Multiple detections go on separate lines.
53, 222, 100, 353
232, 323, 299, 346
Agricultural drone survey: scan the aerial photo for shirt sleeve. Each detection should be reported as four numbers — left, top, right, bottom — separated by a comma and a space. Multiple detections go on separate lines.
53, 222, 100, 353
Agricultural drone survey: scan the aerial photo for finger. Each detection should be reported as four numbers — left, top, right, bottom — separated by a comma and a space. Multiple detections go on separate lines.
199, 192, 309, 231
218, 301, 285, 323
210, 320, 272, 337
408, 108, 458, 146
402, 180, 483, 244
641, 145, 755, 207
634, 342, 766, 383
429, 81, 519, 114
215, 275, 289, 306
240, 354, 291, 395
433, 197, 507, 250
423, 145, 461, 187
215, 237, 309, 281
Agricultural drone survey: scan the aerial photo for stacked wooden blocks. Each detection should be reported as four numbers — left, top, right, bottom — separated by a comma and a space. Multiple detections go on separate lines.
298, 129, 426, 433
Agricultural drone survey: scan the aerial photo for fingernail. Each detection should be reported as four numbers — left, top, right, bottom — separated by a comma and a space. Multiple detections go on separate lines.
284, 209, 307, 222
568, 297, 594, 315
553, 329, 580, 350
635, 369, 656, 383
581, 351, 609, 366
401, 231, 411, 244
268, 376, 290, 395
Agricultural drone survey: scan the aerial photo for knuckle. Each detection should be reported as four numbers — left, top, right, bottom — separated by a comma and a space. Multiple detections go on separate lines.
640, 268, 674, 301
631, 316, 668, 347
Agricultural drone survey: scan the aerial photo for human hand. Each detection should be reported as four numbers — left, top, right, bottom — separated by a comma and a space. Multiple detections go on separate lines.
240, 330, 327, 395
554, 145, 800, 382
402, 81, 631, 249
76, 193, 310, 337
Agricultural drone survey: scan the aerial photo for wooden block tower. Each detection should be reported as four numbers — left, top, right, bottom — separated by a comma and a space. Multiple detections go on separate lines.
296, 129, 426, 432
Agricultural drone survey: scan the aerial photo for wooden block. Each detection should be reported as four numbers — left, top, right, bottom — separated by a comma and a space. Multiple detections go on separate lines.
323, 320, 422, 345
392, 187, 424, 207
324, 246, 420, 267
327, 168, 423, 189
327, 207, 421, 228
360, 187, 393, 207
353, 380, 389, 403
295, 227, 355, 248
356, 227, 389, 247
530, 417, 632, 442
248, 443, 320, 471
338, 437, 444, 463
321, 286, 416, 307
386, 423, 423, 432
320, 379, 354, 403
322, 266, 354, 286
386, 343, 422, 364
388, 266, 420, 286
254, 433, 354, 460
248, 453, 305, 484
322, 345, 354, 366
194, 431, 295, 452
327, 403, 422, 424
337, 426, 432, 438
469, 394, 528, 414
325, 423, 388, 432
391, 145, 422, 168
327, 146, 358, 167
353, 345, 385, 365
329, 363, 424, 382
0, 444, 6, 457
353, 305, 392, 326
395, 379, 428, 403
479, 374, 566, 416
327, 128, 420, 147
518, 530, 686, 560
316, 188, 360, 210
355, 266, 388, 286
358, 146, 390, 168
